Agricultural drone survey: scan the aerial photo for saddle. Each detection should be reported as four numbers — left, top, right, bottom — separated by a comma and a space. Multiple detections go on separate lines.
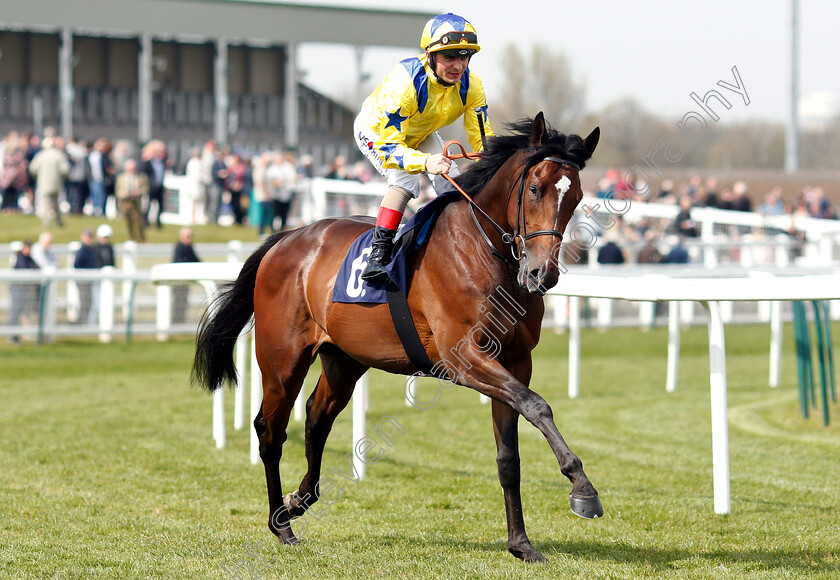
331, 191, 460, 304
332, 192, 462, 375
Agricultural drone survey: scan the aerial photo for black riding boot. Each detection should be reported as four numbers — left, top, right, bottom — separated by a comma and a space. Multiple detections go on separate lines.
361, 226, 396, 282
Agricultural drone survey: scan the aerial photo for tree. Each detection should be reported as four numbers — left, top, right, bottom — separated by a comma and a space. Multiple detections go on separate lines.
494, 43, 585, 132
801, 114, 840, 170
706, 122, 785, 169
586, 98, 670, 168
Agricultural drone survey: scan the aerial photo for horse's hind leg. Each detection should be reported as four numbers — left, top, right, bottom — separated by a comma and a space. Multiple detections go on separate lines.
257, 343, 313, 545
284, 345, 368, 518
492, 399, 547, 563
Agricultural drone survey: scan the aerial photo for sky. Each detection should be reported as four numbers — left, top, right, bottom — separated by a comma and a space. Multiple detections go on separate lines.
290, 0, 840, 126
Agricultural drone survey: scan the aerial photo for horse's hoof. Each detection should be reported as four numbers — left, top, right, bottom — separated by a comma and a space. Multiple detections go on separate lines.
277, 533, 299, 546
569, 494, 603, 519
509, 544, 548, 563
522, 550, 548, 563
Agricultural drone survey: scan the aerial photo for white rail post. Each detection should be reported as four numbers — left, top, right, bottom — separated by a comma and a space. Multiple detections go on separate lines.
701, 219, 716, 244
352, 373, 368, 480
234, 331, 248, 430
250, 332, 262, 465
739, 237, 754, 268
227, 240, 244, 263
213, 388, 225, 449
568, 296, 581, 399
155, 284, 172, 342
703, 237, 719, 268
758, 299, 772, 322
66, 241, 81, 322
701, 300, 731, 515
596, 298, 612, 331
310, 178, 328, 222
552, 294, 569, 332
121, 241, 138, 319
774, 235, 790, 268
720, 301, 734, 324
679, 301, 695, 326
405, 376, 417, 407
819, 236, 833, 266
42, 266, 58, 343
666, 301, 680, 393
294, 388, 305, 421
639, 301, 656, 330
803, 240, 820, 265
769, 301, 782, 388
98, 267, 115, 343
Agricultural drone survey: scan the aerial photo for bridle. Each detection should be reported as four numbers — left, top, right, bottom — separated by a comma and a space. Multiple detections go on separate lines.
442, 140, 580, 272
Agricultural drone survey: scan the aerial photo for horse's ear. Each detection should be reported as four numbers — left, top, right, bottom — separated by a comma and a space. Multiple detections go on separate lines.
530, 112, 546, 147
584, 126, 600, 156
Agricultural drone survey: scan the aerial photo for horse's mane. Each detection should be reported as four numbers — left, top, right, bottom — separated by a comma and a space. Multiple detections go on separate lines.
454, 117, 593, 197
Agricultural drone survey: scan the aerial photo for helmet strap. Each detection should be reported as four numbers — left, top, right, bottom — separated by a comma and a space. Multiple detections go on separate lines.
427, 52, 455, 87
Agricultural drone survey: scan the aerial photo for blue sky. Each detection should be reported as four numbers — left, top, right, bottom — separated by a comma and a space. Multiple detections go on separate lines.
292, 0, 840, 125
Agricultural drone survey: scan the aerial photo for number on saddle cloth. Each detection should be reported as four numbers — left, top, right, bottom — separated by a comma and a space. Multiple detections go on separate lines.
331, 192, 461, 305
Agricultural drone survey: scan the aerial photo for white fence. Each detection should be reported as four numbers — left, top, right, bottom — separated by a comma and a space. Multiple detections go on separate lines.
0, 266, 208, 343
160, 175, 388, 227
3, 253, 838, 344
160, 171, 840, 244
4, 249, 840, 344
545, 267, 840, 515
5, 175, 840, 341
0, 240, 261, 343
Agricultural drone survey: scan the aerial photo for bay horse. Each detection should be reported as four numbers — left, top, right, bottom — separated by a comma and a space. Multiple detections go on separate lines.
192, 113, 601, 562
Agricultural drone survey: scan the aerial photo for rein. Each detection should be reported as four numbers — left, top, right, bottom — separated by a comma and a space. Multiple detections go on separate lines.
441, 140, 580, 269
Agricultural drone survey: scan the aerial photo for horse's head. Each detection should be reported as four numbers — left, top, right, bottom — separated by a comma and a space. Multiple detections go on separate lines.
510, 113, 599, 294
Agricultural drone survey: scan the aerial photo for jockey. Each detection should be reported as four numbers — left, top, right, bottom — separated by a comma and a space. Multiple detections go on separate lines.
354, 12, 494, 282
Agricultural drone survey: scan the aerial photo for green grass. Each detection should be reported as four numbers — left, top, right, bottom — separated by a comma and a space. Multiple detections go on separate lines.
0, 212, 261, 245
1, 324, 838, 579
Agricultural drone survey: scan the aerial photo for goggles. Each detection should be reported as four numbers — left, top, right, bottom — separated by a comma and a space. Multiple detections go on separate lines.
427, 31, 478, 50
439, 48, 476, 58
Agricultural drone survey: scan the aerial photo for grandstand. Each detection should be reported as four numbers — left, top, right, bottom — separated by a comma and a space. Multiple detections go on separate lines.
0, 0, 433, 168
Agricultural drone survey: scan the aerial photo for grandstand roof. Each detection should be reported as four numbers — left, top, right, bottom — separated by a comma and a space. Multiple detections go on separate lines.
1, 0, 435, 48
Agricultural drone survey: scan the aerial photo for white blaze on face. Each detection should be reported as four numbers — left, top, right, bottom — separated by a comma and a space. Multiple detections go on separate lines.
556, 175, 572, 211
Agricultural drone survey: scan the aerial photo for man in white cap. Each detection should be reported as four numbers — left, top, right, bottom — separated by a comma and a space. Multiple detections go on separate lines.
82, 224, 116, 326
94, 224, 116, 269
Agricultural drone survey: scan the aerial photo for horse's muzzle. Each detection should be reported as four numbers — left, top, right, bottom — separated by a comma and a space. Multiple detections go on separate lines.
519, 264, 558, 295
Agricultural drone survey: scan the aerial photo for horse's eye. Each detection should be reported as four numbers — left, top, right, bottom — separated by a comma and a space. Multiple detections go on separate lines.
529, 184, 539, 197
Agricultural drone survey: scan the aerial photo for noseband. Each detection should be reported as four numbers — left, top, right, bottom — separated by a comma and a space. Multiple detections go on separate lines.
507, 156, 580, 261
442, 142, 579, 272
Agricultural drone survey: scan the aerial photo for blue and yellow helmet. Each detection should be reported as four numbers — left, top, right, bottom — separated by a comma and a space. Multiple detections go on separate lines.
420, 13, 480, 56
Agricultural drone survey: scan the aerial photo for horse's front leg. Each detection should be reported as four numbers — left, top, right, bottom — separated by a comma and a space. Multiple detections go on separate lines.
460, 355, 603, 519
515, 386, 602, 517
491, 397, 546, 562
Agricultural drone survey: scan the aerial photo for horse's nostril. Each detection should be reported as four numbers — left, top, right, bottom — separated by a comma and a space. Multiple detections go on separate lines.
529, 269, 542, 281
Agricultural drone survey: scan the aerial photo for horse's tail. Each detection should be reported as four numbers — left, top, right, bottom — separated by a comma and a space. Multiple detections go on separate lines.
191, 231, 289, 392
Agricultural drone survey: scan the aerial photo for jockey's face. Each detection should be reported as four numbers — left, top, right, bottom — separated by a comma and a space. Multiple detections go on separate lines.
432, 51, 470, 84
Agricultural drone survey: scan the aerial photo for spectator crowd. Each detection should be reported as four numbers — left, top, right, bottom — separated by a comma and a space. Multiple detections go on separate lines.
1, 128, 837, 252
580, 168, 837, 266
0, 127, 383, 241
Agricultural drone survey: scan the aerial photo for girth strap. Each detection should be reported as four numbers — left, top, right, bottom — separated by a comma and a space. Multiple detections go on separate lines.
386, 282, 434, 375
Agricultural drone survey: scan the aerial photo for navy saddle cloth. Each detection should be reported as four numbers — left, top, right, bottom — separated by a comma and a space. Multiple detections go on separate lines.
332, 192, 460, 304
